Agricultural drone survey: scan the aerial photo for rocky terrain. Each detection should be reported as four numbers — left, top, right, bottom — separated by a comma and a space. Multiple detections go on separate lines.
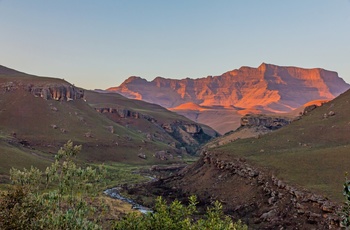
108, 63, 349, 134
144, 152, 341, 229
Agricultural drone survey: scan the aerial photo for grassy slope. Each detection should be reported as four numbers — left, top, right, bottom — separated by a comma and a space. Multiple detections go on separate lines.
211, 90, 350, 201
0, 139, 50, 175
85, 91, 218, 137
0, 71, 187, 181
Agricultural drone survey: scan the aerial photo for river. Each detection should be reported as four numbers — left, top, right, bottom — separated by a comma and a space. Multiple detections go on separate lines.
104, 187, 152, 214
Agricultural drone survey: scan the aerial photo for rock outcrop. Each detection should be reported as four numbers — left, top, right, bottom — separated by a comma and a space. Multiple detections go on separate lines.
0, 80, 84, 101
240, 114, 291, 130
95, 107, 157, 122
29, 84, 84, 101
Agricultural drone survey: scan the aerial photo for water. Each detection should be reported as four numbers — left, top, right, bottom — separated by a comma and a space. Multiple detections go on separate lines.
104, 187, 152, 214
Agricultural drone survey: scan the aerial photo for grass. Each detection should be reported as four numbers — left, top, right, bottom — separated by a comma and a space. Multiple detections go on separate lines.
93, 162, 151, 189
0, 142, 50, 175
215, 135, 350, 202
209, 90, 350, 202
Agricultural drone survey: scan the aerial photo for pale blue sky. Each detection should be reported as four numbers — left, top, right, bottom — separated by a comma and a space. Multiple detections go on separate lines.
0, 1, 349, 89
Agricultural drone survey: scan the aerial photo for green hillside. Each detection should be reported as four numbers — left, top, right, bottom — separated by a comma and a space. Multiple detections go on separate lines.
0, 66, 216, 183
210, 90, 350, 201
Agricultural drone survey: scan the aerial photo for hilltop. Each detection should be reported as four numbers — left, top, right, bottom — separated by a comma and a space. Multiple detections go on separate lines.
108, 63, 349, 134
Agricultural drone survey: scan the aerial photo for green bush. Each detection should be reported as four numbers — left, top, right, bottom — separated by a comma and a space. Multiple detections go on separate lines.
0, 140, 105, 230
114, 195, 247, 230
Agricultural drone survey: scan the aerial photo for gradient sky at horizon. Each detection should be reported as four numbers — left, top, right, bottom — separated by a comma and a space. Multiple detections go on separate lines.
0, 1, 349, 89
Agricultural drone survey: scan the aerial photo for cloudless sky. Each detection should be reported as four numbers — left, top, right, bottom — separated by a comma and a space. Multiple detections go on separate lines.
0, 1, 349, 89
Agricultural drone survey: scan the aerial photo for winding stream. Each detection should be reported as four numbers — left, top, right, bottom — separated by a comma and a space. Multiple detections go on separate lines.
104, 187, 152, 214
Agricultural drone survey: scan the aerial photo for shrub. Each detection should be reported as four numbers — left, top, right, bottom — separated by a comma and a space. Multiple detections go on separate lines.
114, 195, 248, 230
0, 140, 105, 230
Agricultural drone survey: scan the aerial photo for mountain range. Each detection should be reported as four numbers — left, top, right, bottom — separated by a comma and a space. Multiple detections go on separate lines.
108, 63, 350, 134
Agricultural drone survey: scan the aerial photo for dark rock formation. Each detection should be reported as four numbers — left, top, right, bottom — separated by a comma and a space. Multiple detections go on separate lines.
138, 153, 147, 159
95, 107, 157, 122
153, 150, 173, 161
29, 84, 84, 101
0, 80, 84, 102
240, 114, 291, 130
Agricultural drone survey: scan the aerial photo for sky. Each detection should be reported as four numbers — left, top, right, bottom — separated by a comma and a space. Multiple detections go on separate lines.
0, 1, 349, 90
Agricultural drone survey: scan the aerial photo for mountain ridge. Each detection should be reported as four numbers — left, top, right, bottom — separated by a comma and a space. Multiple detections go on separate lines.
108, 63, 349, 133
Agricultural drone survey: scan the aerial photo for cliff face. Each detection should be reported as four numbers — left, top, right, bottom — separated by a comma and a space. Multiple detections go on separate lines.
108, 63, 349, 113
95, 107, 215, 154
240, 114, 292, 130
1, 80, 84, 102
29, 84, 84, 101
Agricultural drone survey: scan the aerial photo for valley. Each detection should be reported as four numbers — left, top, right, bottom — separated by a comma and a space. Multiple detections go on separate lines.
1, 64, 350, 229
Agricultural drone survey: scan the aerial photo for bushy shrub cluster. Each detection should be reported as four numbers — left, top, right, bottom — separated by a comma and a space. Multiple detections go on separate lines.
115, 195, 247, 230
0, 141, 105, 229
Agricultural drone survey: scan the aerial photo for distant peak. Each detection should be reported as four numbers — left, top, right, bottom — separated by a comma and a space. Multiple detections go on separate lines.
123, 76, 148, 84
258, 63, 267, 71
127, 76, 143, 80
258, 62, 278, 70
153, 76, 166, 81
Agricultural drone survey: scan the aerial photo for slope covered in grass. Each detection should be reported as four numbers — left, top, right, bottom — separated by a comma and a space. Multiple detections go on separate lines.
210, 89, 350, 201
0, 65, 209, 180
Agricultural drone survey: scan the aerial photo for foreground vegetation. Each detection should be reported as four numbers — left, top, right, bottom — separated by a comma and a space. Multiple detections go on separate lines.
0, 141, 106, 229
0, 141, 247, 229
115, 196, 247, 230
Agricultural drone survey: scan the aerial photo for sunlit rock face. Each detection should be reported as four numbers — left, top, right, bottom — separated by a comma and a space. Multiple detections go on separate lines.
108, 63, 349, 113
